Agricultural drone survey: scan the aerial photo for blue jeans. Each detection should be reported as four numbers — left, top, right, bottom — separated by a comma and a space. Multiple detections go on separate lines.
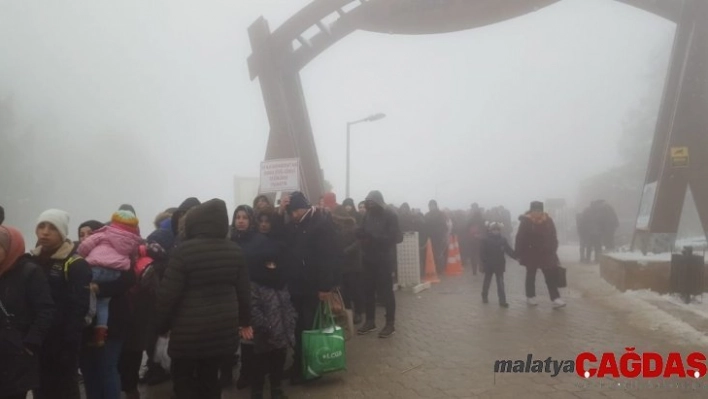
79, 338, 124, 399
92, 267, 121, 327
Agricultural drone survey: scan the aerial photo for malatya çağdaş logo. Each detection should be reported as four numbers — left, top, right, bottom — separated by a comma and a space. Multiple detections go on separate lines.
494, 348, 707, 379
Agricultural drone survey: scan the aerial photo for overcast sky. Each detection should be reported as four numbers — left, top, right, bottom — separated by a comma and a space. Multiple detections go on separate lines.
0, 0, 676, 232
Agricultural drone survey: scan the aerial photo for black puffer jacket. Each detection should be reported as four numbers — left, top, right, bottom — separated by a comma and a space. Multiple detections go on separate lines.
155, 199, 251, 359
0, 256, 55, 397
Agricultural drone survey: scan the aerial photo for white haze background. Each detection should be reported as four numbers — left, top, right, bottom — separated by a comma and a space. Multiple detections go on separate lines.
0, 0, 675, 236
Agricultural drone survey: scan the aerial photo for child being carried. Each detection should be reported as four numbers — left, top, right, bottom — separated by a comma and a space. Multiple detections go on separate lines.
78, 210, 142, 346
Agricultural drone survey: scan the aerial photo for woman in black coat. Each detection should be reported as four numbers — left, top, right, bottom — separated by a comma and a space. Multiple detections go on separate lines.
0, 225, 55, 399
155, 199, 252, 399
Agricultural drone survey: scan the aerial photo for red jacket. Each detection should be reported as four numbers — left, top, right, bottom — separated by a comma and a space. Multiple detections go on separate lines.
514, 212, 559, 269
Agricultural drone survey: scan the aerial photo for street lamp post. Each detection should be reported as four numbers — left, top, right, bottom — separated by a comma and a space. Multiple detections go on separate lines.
346, 113, 386, 199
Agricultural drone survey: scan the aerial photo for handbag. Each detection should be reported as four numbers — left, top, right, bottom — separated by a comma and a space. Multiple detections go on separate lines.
301, 302, 347, 380
325, 290, 344, 313
556, 266, 567, 288
328, 290, 354, 341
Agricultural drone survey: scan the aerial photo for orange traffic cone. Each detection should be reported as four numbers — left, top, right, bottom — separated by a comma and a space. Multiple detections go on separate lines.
445, 235, 464, 276
423, 239, 440, 284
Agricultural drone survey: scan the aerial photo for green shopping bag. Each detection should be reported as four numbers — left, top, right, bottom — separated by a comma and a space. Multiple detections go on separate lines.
302, 301, 347, 380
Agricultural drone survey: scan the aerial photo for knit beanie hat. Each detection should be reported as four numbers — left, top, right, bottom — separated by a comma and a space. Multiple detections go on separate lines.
286, 191, 311, 213
111, 210, 140, 234
119, 204, 137, 217
37, 209, 70, 241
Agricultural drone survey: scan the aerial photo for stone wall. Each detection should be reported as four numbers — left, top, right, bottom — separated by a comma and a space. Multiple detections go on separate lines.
600, 254, 708, 294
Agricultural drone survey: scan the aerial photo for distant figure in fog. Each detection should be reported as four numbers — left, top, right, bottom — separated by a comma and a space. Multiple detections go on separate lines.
576, 212, 590, 263
597, 200, 619, 251
582, 202, 603, 263
467, 203, 486, 276
424, 200, 448, 274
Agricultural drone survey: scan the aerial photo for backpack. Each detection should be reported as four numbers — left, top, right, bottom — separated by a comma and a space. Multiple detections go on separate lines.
132, 245, 159, 294
63, 255, 96, 327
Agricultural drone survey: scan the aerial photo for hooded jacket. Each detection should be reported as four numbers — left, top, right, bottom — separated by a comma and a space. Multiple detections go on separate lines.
514, 212, 559, 269
155, 198, 251, 359
358, 191, 403, 267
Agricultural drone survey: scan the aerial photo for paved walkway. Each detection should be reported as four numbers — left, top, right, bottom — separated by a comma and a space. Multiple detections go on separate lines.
144, 249, 708, 399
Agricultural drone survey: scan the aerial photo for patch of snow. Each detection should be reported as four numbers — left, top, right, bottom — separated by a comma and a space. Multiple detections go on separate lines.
558, 248, 708, 349
676, 236, 708, 250
605, 251, 671, 262
626, 289, 708, 320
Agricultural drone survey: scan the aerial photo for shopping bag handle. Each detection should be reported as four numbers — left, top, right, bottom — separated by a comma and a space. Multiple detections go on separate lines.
313, 301, 336, 330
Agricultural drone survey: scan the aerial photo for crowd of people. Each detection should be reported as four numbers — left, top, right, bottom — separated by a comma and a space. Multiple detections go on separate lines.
0, 193, 568, 399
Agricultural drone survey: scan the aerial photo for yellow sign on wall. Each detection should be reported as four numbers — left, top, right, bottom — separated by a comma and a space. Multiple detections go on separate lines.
670, 147, 689, 168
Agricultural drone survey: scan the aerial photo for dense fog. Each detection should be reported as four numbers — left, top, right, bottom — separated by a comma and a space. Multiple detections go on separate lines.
0, 0, 676, 241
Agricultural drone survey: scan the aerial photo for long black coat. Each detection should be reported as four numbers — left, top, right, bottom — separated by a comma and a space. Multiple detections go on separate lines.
284, 207, 340, 297
155, 199, 251, 359
0, 256, 55, 397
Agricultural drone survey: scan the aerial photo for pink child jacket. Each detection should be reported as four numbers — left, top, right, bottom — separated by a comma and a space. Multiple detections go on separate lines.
77, 225, 142, 271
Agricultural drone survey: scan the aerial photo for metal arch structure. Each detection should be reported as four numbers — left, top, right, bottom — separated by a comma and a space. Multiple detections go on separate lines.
248, 0, 708, 251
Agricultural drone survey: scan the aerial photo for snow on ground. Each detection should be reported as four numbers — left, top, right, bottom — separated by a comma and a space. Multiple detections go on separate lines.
604, 251, 671, 263
558, 246, 708, 349
625, 289, 708, 320
676, 236, 708, 250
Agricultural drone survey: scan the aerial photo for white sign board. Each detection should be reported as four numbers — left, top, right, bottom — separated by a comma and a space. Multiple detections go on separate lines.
259, 158, 300, 193
636, 181, 657, 230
